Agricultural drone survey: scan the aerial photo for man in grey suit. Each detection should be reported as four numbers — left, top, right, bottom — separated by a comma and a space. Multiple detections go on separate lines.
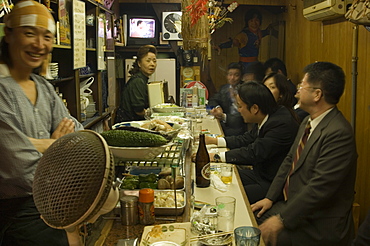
251, 62, 357, 246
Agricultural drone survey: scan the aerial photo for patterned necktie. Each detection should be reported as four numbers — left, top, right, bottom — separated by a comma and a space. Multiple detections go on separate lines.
283, 121, 311, 201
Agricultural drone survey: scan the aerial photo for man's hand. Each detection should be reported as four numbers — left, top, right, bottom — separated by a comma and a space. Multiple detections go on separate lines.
211, 107, 225, 121
209, 152, 217, 162
251, 198, 273, 218
259, 215, 284, 246
51, 117, 75, 139
28, 118, 76, 153
28, 138, 55, 153
205, 135, 217, 145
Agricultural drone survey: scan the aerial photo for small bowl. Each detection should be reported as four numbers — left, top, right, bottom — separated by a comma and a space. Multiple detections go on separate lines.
198, 232, 233, 246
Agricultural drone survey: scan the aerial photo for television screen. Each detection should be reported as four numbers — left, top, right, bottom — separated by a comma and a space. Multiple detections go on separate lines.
129, 18, 156, 38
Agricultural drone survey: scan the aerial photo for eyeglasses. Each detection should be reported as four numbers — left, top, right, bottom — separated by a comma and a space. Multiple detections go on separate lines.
297, 83, 321, 91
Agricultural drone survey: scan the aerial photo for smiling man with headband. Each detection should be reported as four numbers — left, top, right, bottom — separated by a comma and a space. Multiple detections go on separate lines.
4, 0, 55, 33
1, 0, 55, 74
0, 1, 83, 245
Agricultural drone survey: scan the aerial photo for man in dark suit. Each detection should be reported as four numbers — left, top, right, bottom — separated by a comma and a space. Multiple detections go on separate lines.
206, 81, 299, 203
208, 62, 248, 136
252, 62, 357, 246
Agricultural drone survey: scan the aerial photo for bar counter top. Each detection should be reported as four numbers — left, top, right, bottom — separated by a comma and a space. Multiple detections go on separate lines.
94, 118, 263, 246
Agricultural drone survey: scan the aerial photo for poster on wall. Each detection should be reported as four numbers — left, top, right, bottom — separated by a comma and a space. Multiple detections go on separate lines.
58, 0, 71, 46
72, 0, 86, 69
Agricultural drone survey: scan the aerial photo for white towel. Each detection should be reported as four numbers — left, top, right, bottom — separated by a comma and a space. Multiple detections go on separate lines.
210, 174, 228, 192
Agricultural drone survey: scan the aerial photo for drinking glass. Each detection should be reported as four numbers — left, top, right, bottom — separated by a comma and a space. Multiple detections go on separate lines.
215, 196, 236, 232
234, 226, 261, 246
220, 164, 233, 185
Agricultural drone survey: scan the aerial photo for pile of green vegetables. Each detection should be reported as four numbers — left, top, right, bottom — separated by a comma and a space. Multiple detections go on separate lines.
120, 173, 185, 190
121, 173, 158, 190
101, 130, 168, 147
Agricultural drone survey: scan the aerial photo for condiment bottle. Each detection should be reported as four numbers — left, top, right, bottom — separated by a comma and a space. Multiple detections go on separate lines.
120, 195, 138, 225
192, 86, 199, 107
138, 188, 155, 225
195, 133, 211, 188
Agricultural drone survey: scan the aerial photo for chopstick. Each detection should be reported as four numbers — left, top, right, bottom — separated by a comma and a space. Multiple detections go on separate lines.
190, 231, 233, 242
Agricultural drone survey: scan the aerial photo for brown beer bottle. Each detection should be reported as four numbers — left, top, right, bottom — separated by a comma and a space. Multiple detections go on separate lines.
195, 133, 211, 187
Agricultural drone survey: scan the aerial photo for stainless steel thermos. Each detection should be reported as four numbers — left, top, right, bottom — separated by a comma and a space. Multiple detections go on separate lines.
120, 195, 139, 225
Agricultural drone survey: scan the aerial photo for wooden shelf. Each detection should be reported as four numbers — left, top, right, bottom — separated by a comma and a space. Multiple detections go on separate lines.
115, 42, 124, 47
48, 0, 116, 126
53, 44, 72, 49
115, 45, 174, 53
80, 73, 96, 79
82, 112, 111, 129
48, 76, 75, 85
86, 0, 113, 13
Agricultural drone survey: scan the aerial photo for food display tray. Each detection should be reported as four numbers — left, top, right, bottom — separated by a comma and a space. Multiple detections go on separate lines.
118, 190, 186, 216
154, 190, 186, 216
109, 142, 173, 160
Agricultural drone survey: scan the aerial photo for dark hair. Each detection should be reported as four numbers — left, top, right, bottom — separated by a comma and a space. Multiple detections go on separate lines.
243, 61, 265, 82
227, 62, 243, 74
303, 61, 345, 105
237, 80, 278, 115
129, 45, 157, 76
0, 27, 12, 67
263, 73, 292, 106
263, 73, 300, 122
244, 8, 262, 28
137, 20, 143, 26
264, 57, 287, 76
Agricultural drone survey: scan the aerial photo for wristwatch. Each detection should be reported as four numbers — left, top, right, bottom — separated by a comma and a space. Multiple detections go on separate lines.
214, 153, 221, 163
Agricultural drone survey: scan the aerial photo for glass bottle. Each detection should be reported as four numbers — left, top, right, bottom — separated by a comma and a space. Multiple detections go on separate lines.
192, 86, 199, 107
138, 188, 155, 225
195, 133, 210, 188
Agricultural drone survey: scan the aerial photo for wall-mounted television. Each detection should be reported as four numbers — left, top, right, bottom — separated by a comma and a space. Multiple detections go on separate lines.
126, 15, 158, 46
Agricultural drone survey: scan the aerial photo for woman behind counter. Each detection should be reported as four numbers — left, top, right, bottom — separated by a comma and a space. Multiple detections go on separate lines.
0, 1, 84, 245
115, 45, 157, 123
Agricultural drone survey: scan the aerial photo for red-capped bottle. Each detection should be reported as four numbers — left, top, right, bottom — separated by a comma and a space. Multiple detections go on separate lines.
138, 188, 155, 225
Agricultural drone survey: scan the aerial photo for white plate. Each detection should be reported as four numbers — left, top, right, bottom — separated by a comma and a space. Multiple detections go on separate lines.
109, 142, 173, 160
140, 222, 190, 246
112, 121, 142, 129
151, 104, 185, 113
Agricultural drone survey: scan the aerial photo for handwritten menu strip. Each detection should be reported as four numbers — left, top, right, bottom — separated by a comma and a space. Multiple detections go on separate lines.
73, 0, 86, 69
97, 16, 105, 70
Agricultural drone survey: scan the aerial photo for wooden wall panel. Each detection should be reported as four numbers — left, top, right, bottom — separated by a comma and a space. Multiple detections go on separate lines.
354, 25, 370, 224
282, 0, 370, 224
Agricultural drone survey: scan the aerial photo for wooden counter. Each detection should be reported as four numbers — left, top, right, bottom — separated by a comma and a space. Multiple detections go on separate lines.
194, 118, 260, 230
97, 118, 263, 246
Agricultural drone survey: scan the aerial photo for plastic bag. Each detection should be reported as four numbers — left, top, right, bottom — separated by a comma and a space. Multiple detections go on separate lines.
80, 77, 94, 96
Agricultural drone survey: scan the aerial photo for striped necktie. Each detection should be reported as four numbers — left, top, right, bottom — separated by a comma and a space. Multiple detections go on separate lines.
283, 122, 311, 201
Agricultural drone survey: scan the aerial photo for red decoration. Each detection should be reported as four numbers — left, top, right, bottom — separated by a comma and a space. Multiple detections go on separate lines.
186, 0, 208, 26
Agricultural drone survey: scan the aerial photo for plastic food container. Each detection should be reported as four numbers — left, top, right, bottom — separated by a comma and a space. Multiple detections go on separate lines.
154, 190, 186, 216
